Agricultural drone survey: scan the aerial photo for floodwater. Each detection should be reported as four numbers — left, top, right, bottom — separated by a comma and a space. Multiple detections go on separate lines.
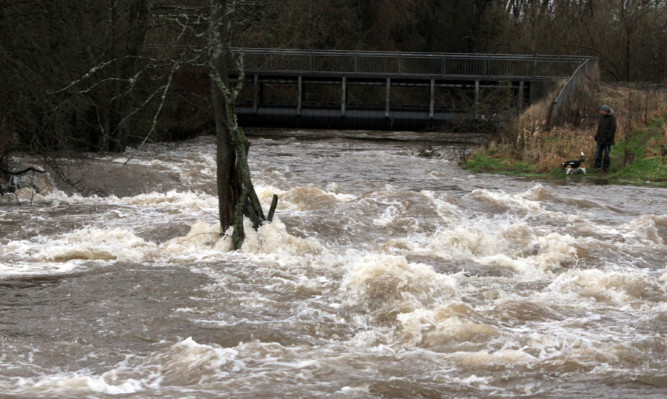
0, 134, 665, 398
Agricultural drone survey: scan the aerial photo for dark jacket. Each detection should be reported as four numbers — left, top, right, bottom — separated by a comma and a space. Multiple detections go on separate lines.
595, 113, 617, 145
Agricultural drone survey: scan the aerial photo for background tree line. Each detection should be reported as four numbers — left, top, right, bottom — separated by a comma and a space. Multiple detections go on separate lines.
1, 0, 665, 160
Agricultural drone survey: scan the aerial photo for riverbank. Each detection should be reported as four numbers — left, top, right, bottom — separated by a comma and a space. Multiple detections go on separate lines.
462, 84, 667, 186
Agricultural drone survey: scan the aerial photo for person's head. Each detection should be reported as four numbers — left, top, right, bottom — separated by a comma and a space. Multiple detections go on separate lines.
600, 105, 611, 115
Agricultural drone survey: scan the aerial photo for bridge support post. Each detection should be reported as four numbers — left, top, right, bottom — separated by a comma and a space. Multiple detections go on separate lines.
518, 80, 524, 111
252, 74, 259, 114
385, 78, 391, 118
297, 75, 302, 116
429, 79, 435, 119
475, 80, 480, 107
341, 77, 347, 117
474, 80, 480, 119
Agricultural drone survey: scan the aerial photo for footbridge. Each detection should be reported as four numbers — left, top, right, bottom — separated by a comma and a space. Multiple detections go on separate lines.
230, 48, 593, 131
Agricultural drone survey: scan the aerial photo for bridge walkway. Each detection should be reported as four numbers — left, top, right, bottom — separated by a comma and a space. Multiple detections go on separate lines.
226, 49, 593, 131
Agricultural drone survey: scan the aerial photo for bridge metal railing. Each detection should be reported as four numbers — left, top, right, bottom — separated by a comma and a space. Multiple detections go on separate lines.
232, 48, 591, 80
548, 57, 600, 129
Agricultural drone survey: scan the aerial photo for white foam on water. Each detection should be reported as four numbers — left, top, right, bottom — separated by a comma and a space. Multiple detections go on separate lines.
548, 269, 664, 306
450, 349, 537, 367
430, 222, 511, 258
470, 186, 597, 228
660, 268, 667, 282
340, 254, 461, 344
27, 188, 96, 205
2, 211, 324, 277
573, 214, 666, 251
616, 214, 666, 246
158, 216, 324, 262
120, 338, 317, 388
469, 188, 544, 214
162, 217, 323, 258
402, 217, 580, 278
0, 240, 32, 262
138, 337, 242, 386
397, 304, 499, 347
0, 260, 80, 277
117, 190, 217, 210
341, 255, 459, 304
34, 227, 156, 263
10, 337, 241, 395
373, 205, 400, 227
17, 374, 145, 395
520, 184, 562, 203
454, 374, 490, 387
420, 190, 461, 220
30, 189, 218, 216
517, 232, 578, 273
651, 301, 667, 325
521, 184, 601, 210
161, 221, 230, 256
523, 331, 645, 371
376, 187, 601, 278
256, 185, 356, 212
240, 217, 323, 256
337, 384, 371, 394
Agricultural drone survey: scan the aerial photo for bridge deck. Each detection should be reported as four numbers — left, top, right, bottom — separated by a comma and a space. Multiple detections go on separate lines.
224, 49, 593, 131
234, 48, 589, 80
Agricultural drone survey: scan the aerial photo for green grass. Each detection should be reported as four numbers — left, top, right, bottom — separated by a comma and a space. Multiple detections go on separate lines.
608, 119, 666, 182
610, 157, 667, 182
464, 119, 666, 185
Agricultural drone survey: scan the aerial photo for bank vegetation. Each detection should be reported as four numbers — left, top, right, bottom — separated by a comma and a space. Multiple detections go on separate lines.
464, 83, 667, 183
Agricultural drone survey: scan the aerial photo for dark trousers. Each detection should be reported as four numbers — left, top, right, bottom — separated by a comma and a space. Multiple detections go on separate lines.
595, 144, 611, 170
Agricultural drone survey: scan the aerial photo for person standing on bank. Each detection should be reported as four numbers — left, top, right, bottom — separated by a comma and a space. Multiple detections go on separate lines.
595, 105, 617, 172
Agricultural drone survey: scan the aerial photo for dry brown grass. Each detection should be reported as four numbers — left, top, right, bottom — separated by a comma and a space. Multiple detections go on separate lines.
481, 83, 667, 172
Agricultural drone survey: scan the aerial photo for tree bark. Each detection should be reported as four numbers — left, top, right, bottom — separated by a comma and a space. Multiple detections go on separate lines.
211, 58, 238, 233
209, 0, 273, 250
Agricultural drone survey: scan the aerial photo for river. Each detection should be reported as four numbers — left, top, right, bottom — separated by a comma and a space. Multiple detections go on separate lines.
1, 134, 665, 398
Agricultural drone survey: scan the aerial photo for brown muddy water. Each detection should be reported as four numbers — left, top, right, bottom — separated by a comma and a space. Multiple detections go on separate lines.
0, 134, 665, 398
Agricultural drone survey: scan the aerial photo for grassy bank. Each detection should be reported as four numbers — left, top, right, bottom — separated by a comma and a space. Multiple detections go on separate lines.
463, 84, 667, 185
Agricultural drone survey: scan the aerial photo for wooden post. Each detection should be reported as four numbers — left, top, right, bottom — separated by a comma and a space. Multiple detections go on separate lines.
267, 194, 279, 222
518, 80, 524, 111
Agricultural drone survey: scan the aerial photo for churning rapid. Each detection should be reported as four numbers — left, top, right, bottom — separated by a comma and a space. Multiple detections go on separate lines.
0, 134, 665, 398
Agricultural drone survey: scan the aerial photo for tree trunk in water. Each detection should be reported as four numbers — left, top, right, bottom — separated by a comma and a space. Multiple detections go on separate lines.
210, 54, 270, 250
211, 70, 239, 234
208, 0, 276, 250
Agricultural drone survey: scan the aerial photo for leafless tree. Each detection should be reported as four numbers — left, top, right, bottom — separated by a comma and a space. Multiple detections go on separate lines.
205, 0, 274, 249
